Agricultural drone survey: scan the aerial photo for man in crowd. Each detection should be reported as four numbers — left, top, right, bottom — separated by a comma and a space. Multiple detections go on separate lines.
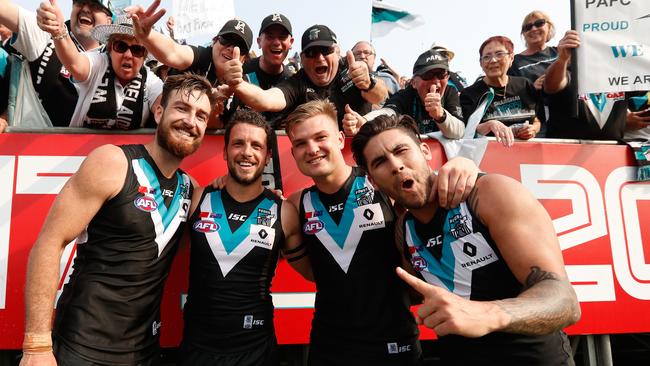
181, 109, 311, 366
283, 100, 479, 365
351, 115, 581, 365
343, 49, 465, 138
431, 42, 467, 93
224, 24, 389, 129
127, 0, 253, 127
0, 0, 112, 127
20, 74, 216, 365
352, 40, 400, 97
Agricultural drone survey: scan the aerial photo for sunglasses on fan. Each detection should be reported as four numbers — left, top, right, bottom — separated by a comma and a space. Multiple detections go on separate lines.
112, 40, 147, 58
522, 19, 547, 32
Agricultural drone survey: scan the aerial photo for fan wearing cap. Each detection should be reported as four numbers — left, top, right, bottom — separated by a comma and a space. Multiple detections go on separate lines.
37, 3, 163, 130
230, 13, 295, 127
0, 0, 112, 127
430, 43, 468, 93
126, 1, 252, 127
342, 49, 465, 138
222, 24, 388, 129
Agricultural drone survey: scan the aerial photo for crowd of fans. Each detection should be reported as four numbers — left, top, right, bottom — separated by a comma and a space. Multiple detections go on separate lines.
1, 0, 648, 142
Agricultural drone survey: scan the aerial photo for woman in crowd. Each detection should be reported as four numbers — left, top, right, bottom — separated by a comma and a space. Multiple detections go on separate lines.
460, 36, 541, 146
508, 11, 557, 90
37, 4, 163, 129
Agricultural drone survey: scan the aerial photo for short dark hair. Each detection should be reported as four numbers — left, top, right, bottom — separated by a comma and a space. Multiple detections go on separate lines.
160, 73, 217, 109
225, 108, 273, 148
351, 114, 421, 170
479, 35, 514, 57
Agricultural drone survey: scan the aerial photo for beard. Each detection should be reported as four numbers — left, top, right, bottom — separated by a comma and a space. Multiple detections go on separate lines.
397, 170, 436, 210
227, 159, 265, 186
156, 116, 202, 159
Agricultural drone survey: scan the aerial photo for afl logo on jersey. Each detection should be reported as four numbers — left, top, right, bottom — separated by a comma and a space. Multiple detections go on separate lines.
303, 220, 324, 235
193, 220, 219, 233
411, 256, 427, 271
134, 196, 158, 212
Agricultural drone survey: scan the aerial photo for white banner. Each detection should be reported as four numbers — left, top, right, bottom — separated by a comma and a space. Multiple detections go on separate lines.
575, 0, 650, 94
172, 0, 235, 40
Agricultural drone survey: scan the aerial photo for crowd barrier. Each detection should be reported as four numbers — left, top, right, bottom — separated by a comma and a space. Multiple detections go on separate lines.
0, 130, 649, 348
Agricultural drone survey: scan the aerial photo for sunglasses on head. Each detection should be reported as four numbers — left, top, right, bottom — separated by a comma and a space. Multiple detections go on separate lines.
522, 19, 547, 32
216, 35, 248, 53
420, 69, 448, 81
112, 40, 146, 58
303, 46, 335, 59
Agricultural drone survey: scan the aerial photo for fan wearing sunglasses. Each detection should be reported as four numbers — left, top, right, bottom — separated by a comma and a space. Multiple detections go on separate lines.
127, 1, 253, 128
37, 3, 164, 130
508, 11, 557, 91
342, 49, 465, 139
218, 24, 388, 129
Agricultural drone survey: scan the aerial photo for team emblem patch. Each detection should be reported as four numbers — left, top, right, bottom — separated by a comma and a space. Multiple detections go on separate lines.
257, 208, 275, 226
355, 186, 374, 206
134, 186, 158, 212
449, 213, 471, 239
193, 212, 219, 233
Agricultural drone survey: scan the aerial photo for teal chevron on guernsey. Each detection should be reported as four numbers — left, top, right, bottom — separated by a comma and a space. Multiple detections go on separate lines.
371, 0, 424, 38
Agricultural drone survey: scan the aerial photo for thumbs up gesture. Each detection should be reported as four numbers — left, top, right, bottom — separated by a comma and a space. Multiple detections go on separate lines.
342, 104, 366, 136
224, 46, 244, 89
396, 267, 498, 338
346, 50, 371, 91
37, 0, 66, 37
424, 84, 445, 121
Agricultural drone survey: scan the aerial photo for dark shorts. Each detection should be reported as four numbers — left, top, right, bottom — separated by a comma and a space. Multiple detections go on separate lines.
53, 341, 160, 366
308, 336, 422, 366
179, 335, 279, 366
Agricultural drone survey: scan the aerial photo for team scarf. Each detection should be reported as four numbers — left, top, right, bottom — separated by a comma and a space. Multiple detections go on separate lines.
29, 20, 81, 94
84, 53, 148, 130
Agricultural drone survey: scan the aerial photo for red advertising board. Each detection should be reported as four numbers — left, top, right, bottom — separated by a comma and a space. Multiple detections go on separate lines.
0, 133, 649, 349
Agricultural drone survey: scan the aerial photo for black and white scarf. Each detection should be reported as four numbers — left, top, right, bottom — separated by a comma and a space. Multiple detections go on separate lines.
84, 55, 148, 129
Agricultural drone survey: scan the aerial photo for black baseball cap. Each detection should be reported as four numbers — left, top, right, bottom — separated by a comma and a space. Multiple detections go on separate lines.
217, 19, 253, 53
301, 25, 337, 52
412, 49, 449, 76
259, 13, 292, 36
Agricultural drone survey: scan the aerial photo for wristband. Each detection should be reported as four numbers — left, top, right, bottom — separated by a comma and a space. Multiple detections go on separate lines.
52, 24, 69, 41
22, 332, 53, 354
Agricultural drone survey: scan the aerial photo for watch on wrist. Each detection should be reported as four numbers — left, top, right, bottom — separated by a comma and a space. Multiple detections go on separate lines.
433, 110, 447, 123
361, 74, 377, 92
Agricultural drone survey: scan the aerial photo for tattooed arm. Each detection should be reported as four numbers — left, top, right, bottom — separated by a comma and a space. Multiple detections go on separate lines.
396, 174, 580, 337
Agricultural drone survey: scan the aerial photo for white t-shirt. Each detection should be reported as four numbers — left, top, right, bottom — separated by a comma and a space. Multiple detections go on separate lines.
70, 50, 163, 128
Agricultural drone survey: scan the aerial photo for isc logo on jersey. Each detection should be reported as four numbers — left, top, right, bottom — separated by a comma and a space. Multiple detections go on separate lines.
193, 211, 220, 233
134, 186, 158, 212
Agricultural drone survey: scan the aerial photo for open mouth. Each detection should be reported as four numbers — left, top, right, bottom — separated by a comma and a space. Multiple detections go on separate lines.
315, 66, 328, 75
270, 49, 283, 56
121, 62, 133, 71
237, 161, 255, 168
307, 155, 325, 165
78, 14, 93, 26
402, 179, 414, 189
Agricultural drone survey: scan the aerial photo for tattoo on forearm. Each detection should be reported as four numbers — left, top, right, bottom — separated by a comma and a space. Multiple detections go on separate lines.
524, 266, 559, 290
496, 266, 579, 336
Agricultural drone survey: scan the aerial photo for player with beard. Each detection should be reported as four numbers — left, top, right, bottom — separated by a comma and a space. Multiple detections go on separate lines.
283, 100, 479, 365
351, 115, 580, 365
181, 109, 311, 366
20, 74, 216, 366
37, 4, 163, 129
0, 0, 112, 126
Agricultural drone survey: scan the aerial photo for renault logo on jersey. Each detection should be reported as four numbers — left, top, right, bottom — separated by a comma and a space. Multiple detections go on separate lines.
303, 220, 324, 235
